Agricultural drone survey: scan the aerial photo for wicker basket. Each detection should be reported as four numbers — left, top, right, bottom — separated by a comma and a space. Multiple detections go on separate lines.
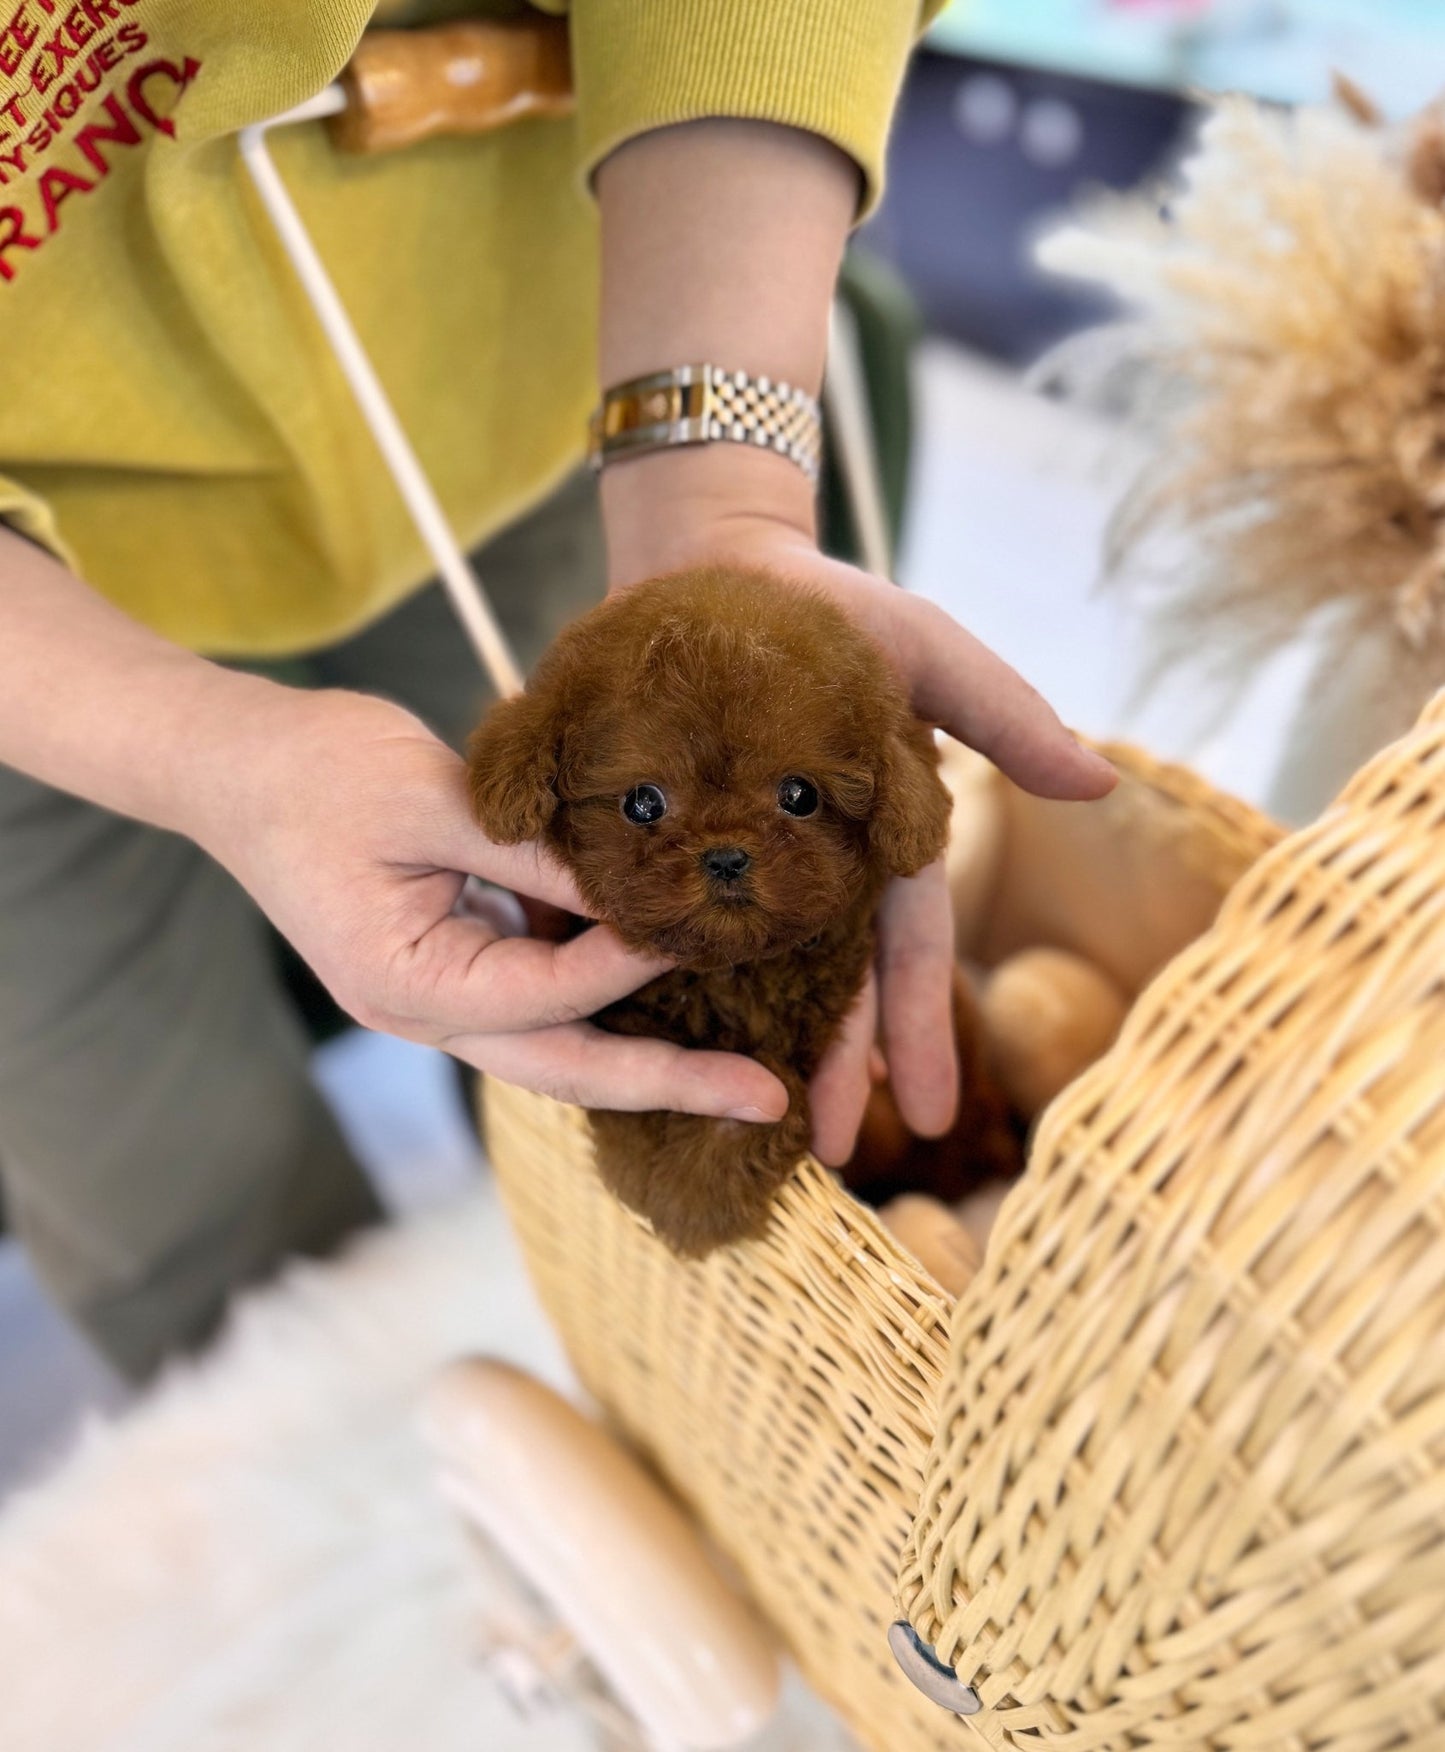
898, 693, 1445, 1749
485, 728, 1295, 1750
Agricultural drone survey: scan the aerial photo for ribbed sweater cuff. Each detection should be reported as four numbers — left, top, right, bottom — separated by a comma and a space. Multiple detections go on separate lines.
571, 0, 926, 219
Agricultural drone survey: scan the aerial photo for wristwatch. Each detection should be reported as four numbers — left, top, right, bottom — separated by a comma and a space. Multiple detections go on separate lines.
590, 364, 823, 483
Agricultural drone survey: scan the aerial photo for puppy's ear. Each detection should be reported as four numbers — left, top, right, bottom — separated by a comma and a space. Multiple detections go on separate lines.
871, 718, 952, 878
466, 690, 562, 844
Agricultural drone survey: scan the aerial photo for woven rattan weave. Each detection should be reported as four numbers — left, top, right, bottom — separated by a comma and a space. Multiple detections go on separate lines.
900, 694, 1445, 1749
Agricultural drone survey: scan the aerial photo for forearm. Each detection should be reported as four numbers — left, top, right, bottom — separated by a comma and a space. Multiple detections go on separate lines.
0, 527, 292, 846
596, 118, 857, 580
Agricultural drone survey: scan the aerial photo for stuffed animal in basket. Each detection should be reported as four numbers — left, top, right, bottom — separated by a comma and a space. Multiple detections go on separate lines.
467, 567, 952, 1256
841, 965, 1023, 1209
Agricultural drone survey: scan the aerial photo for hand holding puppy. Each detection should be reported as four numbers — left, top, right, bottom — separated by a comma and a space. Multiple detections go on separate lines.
198, 684, 790, 1123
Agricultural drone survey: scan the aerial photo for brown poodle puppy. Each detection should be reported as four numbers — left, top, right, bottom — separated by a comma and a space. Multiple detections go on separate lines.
467, 567, 952, 1257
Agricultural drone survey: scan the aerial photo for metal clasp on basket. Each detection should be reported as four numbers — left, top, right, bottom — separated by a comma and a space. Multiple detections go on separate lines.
888, 1621, 983, 1716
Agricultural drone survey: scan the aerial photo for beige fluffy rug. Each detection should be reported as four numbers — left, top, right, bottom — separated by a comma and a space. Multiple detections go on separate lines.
0, 1182, 846, 1752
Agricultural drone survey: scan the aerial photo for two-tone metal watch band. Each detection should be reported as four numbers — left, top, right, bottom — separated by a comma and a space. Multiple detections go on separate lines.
589, 364, 824, 483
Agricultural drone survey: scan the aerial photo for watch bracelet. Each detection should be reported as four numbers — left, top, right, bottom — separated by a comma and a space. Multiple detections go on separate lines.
590, 364, 823, 483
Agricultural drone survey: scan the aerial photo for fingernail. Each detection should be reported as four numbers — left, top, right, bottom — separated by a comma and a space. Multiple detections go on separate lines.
724, 1104, 778, 1123
1075, 742, 1118, 788
1070, 733, 1109, 763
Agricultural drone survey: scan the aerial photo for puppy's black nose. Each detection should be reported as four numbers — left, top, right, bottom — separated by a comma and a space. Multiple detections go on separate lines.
701, 846, 751, 883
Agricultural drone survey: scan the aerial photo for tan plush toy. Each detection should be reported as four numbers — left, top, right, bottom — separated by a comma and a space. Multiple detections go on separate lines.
878, 1193, 981, 1298
874, 950, 1130, 1286
980, 947, 1129, 1120
840, 966, 1023, 1209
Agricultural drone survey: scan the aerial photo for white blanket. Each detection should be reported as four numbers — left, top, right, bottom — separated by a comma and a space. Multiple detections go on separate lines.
0, 1182, 594, 1752
0, 1181, 846, 1752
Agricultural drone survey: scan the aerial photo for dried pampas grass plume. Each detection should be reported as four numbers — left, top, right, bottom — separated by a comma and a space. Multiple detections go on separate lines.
1037, 92, 1445, 702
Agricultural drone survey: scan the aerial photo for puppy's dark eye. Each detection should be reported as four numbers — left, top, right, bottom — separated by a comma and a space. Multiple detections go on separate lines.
621, 784, 668, 826
777, 776, 819, 818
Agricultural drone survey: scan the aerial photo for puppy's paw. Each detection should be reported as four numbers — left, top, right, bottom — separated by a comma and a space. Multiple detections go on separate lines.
590, 1106, 811, 1258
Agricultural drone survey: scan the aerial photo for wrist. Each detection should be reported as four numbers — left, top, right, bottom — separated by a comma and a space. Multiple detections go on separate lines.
166, 669, 407, 872
600, 441, 820, 589
155, 666, 315, 857
180, 681, 447, 877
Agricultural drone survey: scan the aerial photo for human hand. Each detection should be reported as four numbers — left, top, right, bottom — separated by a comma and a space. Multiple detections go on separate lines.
190, 684, 788, 1120
601, 447, 1117, 1163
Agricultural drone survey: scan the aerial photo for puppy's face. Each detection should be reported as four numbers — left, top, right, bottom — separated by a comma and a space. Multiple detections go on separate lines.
546, 676, 869, 966
468, 569, 950, 969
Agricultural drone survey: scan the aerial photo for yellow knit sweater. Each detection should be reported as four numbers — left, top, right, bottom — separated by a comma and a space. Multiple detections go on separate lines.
0, 0, 927, 657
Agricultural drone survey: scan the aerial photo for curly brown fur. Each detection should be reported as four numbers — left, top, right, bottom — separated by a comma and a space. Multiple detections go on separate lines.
467, 567, 951, 1256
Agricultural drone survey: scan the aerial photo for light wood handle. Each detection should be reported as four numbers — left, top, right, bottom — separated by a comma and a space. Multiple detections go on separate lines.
331, 19, 573, 156
423, 1359, 781, 1745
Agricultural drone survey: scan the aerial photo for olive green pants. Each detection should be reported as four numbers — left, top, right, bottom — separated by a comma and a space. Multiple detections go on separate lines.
0, 473, 603, 1381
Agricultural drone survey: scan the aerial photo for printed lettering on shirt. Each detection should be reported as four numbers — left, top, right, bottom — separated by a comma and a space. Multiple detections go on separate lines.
0, 0, 201, 282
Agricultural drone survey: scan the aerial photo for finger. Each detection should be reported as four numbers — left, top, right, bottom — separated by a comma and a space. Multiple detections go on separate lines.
394, 915, 671, 1035
894, 598, 1117, 801
516, 895, 578, 943
809, 965, 878, 1167
450, 1021, 790, 1120
403, 768, 598, 914
456, 878, 528, 937
877, 862, 959, 1138
459, 836, 596, 916
459, 881, 579, 944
